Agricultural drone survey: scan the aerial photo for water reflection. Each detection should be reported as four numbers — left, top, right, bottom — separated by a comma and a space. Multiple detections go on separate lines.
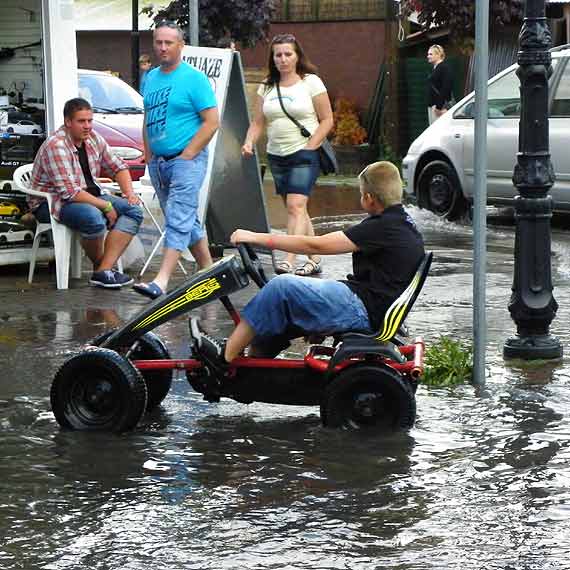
1, 202, 570, 568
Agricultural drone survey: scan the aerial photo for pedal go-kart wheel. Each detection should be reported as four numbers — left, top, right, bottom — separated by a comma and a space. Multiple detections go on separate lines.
50, 348, 147, 432
320, 364, 416, 431
238, 243, 268, 288
93, 330, 172, 411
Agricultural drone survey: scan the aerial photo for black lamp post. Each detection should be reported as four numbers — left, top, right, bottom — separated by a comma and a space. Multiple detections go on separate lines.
503, 0, 563, 360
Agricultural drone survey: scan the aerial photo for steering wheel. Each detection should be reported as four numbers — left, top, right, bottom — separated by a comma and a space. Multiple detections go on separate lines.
237, 243, 268, 289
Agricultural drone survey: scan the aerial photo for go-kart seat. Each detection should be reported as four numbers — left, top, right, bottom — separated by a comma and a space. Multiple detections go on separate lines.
328, 252, 433, 368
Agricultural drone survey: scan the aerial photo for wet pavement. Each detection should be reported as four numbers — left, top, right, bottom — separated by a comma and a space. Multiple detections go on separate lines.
1, 184, 570, 569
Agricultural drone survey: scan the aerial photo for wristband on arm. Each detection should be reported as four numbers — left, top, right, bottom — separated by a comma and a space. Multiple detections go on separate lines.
102, 201, 114, 214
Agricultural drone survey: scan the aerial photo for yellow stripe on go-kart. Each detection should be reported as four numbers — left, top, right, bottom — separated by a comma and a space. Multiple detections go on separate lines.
376, 273, 420, 342
133, 277, 222, 331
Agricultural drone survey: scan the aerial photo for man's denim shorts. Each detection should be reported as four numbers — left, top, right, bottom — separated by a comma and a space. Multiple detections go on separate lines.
242, 275, 372, 350
34, 194, 143, 240
149, 149, 208, 251
267, 149, 320, 197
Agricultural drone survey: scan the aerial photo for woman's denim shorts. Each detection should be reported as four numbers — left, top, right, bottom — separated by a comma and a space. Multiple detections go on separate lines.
267, 148, 320, 197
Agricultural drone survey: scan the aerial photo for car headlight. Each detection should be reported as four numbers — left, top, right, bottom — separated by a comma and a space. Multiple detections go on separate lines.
111, 146, 143, 160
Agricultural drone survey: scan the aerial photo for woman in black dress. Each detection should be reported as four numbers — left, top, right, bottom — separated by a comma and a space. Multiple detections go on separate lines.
427, 45, 453, 124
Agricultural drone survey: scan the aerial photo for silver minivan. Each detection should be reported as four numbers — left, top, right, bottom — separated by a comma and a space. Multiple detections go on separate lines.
402, 45, 570, 219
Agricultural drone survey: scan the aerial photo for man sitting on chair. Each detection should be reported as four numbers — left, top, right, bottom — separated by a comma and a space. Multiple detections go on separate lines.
192, 161, 425, 370
28, 97, 143, 288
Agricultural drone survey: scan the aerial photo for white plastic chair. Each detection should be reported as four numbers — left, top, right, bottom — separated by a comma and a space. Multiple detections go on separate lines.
12, 163, 82, 289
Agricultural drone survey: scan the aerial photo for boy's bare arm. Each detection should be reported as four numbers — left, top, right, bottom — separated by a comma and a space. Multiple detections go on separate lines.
230, 229, 358, 255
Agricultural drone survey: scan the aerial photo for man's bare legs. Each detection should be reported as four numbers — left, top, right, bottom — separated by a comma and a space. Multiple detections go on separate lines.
81, 230, 134, 271
153, 236, 213, 292
99, 230, 132, 270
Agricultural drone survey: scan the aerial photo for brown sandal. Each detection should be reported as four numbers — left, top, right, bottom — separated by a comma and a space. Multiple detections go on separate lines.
294, 259, 322, 276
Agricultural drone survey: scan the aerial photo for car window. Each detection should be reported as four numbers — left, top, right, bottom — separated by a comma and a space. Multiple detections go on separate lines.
455, 59, 559, 119
78, 73, 143, 113
551, 59, 570, 116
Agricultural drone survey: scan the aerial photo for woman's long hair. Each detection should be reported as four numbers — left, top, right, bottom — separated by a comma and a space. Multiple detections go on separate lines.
263, 33, 318, 89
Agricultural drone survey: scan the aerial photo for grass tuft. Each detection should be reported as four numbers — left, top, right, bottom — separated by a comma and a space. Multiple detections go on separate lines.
422, 336, 473, 387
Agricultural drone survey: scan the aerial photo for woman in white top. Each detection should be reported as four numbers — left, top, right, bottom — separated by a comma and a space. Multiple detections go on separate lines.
242, 33, 334, 276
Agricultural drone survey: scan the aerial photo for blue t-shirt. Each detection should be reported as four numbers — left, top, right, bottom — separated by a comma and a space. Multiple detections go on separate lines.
143, 61, 217, 157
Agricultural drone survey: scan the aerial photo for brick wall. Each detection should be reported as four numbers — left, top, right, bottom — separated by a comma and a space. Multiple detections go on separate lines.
240, 21, 390, 111
76, 31, 154, 87
77, 21, 392, 110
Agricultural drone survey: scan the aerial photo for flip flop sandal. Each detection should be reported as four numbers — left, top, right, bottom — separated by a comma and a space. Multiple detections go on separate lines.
132, 281, 164, 299
295, 259, 322, 276
275, 260, 294, 275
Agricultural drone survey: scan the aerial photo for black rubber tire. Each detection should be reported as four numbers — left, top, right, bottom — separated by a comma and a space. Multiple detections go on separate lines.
0, 236, 6, 243
417, 160, 467, 221
92, 330, 172, 411
7, 127, 13, 133
320, 364, 416, 431
50, 347, 147, 432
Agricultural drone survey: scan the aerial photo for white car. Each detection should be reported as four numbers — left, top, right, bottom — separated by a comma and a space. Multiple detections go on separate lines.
5, 120, 43, 135
402, 45, 570, 220
0, 222, 33, 244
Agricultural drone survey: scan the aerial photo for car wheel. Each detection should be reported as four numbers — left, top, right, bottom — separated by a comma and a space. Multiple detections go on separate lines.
24, 233, 32, 242
32, 130, 38, 134
50, 348, 147, 432
320, 364, 416, 431
417, 160, 467, 221
11, 209, 18, 216
0, 236, 6, 243
92, 330, 173, 411
7, 127, 13, 133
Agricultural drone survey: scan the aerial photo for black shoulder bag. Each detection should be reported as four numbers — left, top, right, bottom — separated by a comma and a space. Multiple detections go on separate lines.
275, 82, 338, 176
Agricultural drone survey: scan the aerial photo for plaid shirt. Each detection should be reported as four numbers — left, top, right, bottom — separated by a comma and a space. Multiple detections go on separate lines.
29, 126, 128, 220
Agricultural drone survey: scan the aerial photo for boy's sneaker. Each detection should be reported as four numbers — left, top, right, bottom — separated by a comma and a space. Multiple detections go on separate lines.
190, 317, 229, 376
89, 270, 134, 289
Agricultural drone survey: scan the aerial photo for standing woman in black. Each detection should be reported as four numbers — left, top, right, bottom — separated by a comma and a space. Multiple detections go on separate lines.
427, 45, 453, 124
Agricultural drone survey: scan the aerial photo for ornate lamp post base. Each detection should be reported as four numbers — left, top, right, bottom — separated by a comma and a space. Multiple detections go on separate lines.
503, 0, 563, 361
504, 333, 563, 360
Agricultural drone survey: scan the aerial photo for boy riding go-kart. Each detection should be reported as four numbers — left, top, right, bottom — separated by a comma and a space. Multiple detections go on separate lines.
50, 162, 431, 433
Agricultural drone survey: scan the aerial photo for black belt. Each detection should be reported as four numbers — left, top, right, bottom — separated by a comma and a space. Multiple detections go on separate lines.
159, 152, 182, 161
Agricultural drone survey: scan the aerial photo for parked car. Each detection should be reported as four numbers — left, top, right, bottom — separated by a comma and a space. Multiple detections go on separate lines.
78, 69, 145, 181
0, 221, 33, 243
2, 145, 33, 162
5, 120, 42, 135
402, 45, 570, 220
0, 201, 21, 216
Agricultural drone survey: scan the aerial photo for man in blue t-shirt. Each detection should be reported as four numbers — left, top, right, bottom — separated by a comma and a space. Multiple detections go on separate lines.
134, 21, 219, 299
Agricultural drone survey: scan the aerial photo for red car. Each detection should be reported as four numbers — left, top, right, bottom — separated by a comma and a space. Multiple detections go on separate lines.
78, 69, 145, 181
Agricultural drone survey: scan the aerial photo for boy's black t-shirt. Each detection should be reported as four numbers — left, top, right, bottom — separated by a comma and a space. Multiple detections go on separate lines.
342, 204, 425, 330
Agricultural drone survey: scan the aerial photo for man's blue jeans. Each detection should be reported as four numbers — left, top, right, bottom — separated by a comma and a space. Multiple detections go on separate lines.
148, 149, 208, 251
35, 194, 143, 239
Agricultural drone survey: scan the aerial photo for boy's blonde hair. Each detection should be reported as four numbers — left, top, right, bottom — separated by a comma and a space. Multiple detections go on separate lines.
359, 161, 403, 208
139, 54, 152, 65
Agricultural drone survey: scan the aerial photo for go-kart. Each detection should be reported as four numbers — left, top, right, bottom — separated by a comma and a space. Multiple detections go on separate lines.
50, 245, 432, 433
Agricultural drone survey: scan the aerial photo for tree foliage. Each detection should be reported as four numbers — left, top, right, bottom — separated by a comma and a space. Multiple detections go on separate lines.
142, 0, 277, 48
404, 0, 524, 40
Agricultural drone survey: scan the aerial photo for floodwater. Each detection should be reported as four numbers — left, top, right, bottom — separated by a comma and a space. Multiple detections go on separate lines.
1, 193, 570, 569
